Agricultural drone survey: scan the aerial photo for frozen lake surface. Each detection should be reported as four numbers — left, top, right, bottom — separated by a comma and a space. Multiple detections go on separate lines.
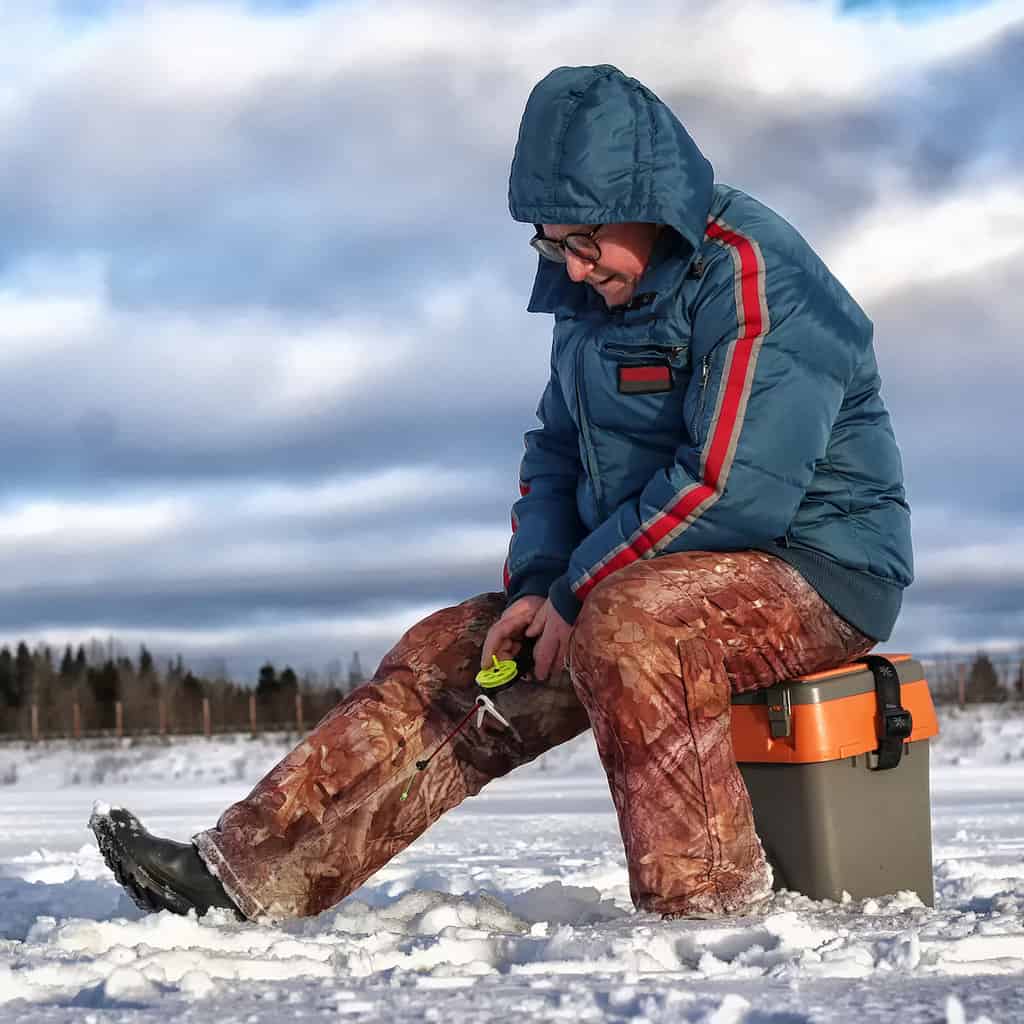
1, 704, 1023, 1023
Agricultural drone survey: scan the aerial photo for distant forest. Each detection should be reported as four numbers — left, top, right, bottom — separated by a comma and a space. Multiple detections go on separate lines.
0, 640, 1021, 740
0, 639, 367, 738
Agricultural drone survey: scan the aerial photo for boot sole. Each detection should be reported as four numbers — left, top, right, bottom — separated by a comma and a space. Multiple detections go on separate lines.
90, 809, 194, 916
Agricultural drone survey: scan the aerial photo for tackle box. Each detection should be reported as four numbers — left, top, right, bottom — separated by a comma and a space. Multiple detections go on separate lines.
730, 654, 939, 905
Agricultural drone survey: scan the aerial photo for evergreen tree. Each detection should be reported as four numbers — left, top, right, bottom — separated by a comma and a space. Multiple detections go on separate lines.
182, 671, 203, 702
965, 653, 1005, 703
256, 663, 278, 701
13, 642, 33, 707
348, 652, 365, 690
88, 659, 120, 705
135, 644, 160, 707
59, 645, 75, 679
38, 645, 54, 673
0, 647, 14, 709
88, 659, 121, 728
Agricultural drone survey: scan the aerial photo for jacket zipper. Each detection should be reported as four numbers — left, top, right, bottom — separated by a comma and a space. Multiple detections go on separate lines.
695, 355, 711, 429
575, 342, 602, 511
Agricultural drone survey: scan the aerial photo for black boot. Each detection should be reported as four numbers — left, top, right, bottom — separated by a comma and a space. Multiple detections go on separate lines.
90, 807, 244, 919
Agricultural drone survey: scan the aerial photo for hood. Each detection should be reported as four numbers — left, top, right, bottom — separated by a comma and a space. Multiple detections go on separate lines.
508, 65, 714, 314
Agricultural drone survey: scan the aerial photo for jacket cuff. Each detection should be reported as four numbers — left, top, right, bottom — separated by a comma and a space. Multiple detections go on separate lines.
548, 573, 582, 625
506, 569, 563, 608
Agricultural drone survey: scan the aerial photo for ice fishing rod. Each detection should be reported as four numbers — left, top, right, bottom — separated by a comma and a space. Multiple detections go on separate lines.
399, 649, 527, 802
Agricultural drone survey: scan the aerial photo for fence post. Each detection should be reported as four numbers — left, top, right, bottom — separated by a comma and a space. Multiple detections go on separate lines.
31, 704, 39, 742
203, 697, 211, 738
115, 701, 124, 738
295, 691, 304, 734
159, 700, 167, 736
73, 702, 81, 740
249, 693, 257, 737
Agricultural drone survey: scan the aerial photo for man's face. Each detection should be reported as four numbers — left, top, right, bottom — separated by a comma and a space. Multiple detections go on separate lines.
540, 222, 662, 307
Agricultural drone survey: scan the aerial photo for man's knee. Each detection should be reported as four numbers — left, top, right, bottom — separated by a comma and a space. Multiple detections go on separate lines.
569, 563, 665, 675
376, 592, 505, 683
571, 559, 689, 645
569, 558, 717, 706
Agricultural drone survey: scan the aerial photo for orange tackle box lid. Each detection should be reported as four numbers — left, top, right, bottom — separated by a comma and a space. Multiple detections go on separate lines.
730, 654, 939, 765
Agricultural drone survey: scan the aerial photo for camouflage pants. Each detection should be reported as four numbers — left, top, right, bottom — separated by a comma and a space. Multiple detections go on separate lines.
195, 551, 872, 920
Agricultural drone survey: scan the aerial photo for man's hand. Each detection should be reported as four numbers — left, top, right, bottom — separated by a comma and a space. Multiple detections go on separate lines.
481, 595, 545, 669
524, 599, 572, 681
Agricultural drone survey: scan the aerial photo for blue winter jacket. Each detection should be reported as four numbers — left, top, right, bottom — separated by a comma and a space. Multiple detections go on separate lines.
503, 65, 913, 641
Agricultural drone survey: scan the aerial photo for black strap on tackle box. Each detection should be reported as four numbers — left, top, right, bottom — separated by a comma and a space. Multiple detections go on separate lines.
862, 655, 913, 771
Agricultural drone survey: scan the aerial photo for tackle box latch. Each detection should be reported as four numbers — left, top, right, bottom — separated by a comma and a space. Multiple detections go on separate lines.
763, 684, 792, 739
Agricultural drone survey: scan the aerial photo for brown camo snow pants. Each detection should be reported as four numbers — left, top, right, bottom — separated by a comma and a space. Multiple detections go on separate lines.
194, 551, 873, 920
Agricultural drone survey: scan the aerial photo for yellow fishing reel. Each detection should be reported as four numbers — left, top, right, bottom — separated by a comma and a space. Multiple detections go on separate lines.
475, 655, 520, 690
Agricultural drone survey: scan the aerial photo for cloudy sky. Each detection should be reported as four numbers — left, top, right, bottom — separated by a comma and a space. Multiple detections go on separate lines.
1, 0, 1021, 680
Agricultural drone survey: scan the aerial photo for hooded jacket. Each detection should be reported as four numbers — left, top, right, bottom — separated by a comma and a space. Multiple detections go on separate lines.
503, 65, 913, 640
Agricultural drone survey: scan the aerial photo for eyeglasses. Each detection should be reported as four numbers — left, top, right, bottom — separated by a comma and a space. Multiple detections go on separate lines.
530, 224, 604, 264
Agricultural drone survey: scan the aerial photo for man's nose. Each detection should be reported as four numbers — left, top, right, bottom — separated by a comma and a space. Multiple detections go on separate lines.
565, 251, 594, 283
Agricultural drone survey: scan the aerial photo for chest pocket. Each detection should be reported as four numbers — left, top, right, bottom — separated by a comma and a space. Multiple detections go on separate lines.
588, 333, 692, 442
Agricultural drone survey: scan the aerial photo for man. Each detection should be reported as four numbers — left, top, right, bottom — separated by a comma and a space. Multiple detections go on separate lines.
92, 65, 912, 921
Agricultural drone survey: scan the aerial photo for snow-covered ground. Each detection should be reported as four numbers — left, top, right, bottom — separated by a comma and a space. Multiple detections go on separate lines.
1, 705, 1023, 1023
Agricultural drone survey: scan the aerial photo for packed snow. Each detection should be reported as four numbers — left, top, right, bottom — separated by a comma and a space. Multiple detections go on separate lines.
1, 705, 1023, 1023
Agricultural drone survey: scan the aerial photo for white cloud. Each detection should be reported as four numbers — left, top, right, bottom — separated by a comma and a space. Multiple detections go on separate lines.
274, 328, 409, 409
0, 270, 421, 437
138, 520, 510, 579
0, 291, 103, 359
0, 465, 510, 587
898, 504, 1024, 582
0, 496, 189, 544
918, 543, 1024, 584
827, 181, 1024, 301
240, 466, 492, 519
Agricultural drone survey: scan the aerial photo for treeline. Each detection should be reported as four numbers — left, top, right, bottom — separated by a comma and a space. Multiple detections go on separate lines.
925, 652, 1024, 705
0, 640, 368, 739
2, 640, 1021, 740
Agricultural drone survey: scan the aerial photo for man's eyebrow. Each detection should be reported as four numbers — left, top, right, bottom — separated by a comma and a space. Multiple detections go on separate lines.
543, 225, 593, 239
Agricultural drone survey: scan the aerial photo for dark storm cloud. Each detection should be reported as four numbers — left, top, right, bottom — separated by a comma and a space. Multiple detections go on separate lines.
663, 20, 1023, 246
0, 556, 502, 631
893, 571, 1024, 653
0, 270, 550, 500
0, 56, 521, 315
864, 254, 1024, 519
62, 403, 535, 493
911, 574, 1024, 616
909, 21, 1023, 189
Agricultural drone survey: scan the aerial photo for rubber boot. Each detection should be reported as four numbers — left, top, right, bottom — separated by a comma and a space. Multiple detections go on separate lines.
90, 807, 244, 919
